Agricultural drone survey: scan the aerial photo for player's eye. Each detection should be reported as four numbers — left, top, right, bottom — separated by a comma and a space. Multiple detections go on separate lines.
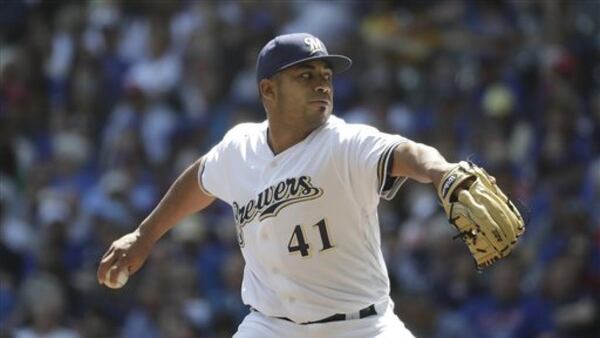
301, 73, 311, 79
323, 73, 332, 81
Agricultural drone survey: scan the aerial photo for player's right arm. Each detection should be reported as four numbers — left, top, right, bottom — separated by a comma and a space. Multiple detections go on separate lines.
96, 156, 215, 287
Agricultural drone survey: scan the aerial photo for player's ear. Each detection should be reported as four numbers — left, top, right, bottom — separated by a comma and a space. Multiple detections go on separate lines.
259, 78, 276, 102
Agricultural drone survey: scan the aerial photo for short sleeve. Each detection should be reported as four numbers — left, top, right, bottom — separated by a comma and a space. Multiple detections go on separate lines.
198, 143, 219, 197
198, 140, 229, 202
197, 124, 247, 204
345, 125, 407, 206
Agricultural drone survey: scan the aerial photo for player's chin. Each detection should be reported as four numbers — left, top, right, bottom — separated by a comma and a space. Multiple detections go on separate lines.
308, 105, 331, 124
308, 113, 329, 129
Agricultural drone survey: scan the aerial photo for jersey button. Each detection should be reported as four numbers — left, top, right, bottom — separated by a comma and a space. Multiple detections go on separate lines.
270, 161, 277, 168
272, 267, 279, 274
288, 296, 296, 303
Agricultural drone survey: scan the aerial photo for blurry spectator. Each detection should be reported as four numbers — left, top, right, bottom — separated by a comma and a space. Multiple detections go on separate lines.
433, 252, 484, 310
156, 308, 196, 338
120, 276, 162, 338
212, 250, 246, 335
541, 255, 598, 338
13, 273, 80, 338
75, 309, 115, 338
125, 16, 181, 99
46, 4, 84, 109
0, 176, 32, 281
0, 269, 18, 330
48, 130, 94, 195
101, 83, 177, 170
282, 1, 354, 44
460, 257, 555, 338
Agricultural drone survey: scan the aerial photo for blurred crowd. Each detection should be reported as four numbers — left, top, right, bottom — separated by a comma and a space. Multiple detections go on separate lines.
1, 1, 599, 337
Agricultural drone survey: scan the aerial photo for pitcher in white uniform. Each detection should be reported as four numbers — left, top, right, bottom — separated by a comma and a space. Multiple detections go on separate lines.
97, 33, 457, 338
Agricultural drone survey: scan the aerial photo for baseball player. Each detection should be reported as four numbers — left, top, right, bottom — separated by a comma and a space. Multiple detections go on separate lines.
97, 33, 524, 337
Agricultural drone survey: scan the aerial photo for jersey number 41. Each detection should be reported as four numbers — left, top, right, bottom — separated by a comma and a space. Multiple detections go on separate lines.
287, 219, 334, 257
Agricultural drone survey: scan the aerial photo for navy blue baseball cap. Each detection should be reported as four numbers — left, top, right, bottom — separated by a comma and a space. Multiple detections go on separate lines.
256, 33, 352, 82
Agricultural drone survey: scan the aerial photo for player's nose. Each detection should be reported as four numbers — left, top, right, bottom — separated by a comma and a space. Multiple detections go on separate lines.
315, 83, 331, 95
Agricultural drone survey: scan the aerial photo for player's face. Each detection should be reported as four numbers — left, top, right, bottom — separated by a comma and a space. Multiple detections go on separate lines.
273, 60, 334, 129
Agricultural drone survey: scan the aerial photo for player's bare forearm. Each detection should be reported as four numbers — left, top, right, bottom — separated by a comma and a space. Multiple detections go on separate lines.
391, 141, 456, 188
138, 157, 216, 245
97, 157, 215, 287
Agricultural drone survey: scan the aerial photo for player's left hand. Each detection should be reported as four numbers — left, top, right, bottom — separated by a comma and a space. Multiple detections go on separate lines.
437, 161, 525, 270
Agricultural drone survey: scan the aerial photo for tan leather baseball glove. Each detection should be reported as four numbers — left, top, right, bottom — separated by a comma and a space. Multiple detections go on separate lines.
438, 161, 525, 270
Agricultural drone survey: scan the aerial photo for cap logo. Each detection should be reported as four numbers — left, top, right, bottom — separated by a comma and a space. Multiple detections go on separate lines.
304, 37, 325, 55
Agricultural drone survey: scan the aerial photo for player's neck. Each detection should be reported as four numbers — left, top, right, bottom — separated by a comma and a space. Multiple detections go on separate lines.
266, 123, 313, 155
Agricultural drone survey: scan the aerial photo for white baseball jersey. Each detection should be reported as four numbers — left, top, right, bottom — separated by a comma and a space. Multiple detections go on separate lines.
198, 115, 407, 324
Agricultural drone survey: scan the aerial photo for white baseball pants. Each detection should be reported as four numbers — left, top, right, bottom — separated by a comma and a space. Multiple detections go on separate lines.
233, 300, 415, 338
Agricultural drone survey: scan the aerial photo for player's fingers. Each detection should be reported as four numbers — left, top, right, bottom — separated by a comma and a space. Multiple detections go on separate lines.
108, 251, 133, 284
101, 245, 114, 260
107, 264, 121, 286
129, 260, 142, 275
100, 248, 117, 264
97, 250, 118, 284
108, 259, 134, 286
